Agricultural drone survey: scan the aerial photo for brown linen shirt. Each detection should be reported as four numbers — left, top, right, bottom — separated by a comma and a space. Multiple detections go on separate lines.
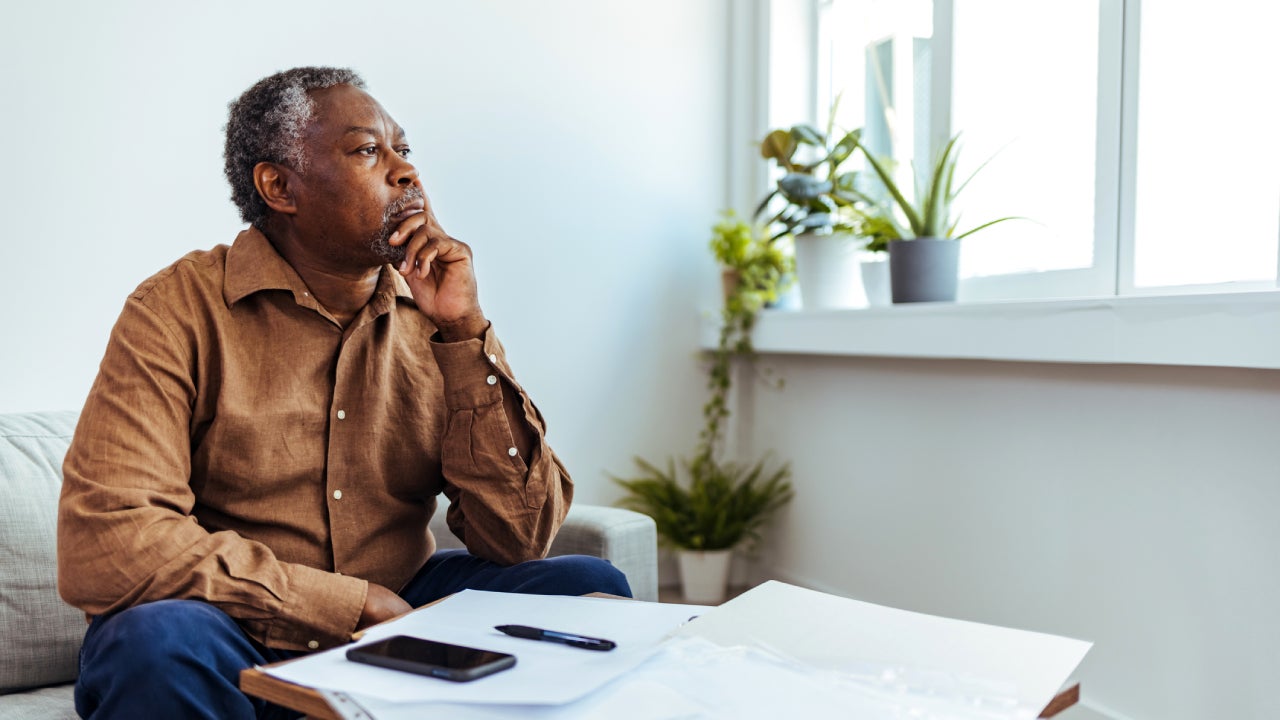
57, 227, 571, 652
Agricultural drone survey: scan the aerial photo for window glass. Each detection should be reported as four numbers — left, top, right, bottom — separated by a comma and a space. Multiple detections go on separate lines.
1132, 2, 1280, 288
951, 0, 1100, 279
821, 0, 933, 209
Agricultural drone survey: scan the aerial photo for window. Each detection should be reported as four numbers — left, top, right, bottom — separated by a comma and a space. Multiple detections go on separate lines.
1128, 2, 1280, 291
814, 0, 1280, 300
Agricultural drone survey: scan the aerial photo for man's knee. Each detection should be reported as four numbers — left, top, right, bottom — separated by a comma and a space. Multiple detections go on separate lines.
88, 599, 241, 670
78, 600, 265, 719
543, 555, 633, 598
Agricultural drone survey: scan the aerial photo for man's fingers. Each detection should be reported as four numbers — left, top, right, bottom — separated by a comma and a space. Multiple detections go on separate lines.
388, 201, 448, 250
398, 224, 437, 275
414, 237, 467, 280
387, 211, 428, 247
401, 229, 471, 277
416, 247, 440, 280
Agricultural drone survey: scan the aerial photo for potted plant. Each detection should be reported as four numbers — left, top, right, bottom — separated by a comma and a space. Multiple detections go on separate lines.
613, 455, 792, 603
613, 215, 794, 604
755, 110, 874, 310
850, 208, 897, 306
708, 210, 793, 311
850, 132, 1020, 303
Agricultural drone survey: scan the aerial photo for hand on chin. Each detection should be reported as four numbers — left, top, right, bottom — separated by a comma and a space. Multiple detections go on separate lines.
388, 210, 487, 341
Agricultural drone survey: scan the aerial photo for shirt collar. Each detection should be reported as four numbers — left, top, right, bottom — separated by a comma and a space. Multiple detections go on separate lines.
223, 227, 414, 310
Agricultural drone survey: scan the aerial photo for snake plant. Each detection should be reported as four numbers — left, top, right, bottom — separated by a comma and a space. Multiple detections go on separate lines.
853, 132, 1020, 244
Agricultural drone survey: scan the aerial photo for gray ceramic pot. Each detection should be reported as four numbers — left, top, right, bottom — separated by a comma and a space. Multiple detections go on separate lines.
888, 238, 960, 303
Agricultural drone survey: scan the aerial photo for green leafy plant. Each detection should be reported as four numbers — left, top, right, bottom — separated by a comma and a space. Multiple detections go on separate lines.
851, 132, 1020, 243
754, 105, 873, 240
709, 210, 793, 314
614, 456, 793, 551
700, 211, 792, 469
850, 206, 902, 254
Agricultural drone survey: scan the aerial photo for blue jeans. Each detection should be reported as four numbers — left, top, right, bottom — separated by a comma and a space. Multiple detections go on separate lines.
73, 550, 631, 719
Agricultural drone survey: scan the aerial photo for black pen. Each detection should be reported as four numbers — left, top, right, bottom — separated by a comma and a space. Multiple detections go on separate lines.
494, 624, 617, 651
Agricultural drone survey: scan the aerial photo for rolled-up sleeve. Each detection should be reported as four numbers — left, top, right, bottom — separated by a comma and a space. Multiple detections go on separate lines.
431, 326, 572, 565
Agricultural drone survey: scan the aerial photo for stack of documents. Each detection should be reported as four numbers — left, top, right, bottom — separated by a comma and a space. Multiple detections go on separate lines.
264, 590, 704, 707
261, 581, 1090, 719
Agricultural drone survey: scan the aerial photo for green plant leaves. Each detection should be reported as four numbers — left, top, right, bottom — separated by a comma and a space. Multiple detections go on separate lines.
756, 121, 867, 237
798, 213, 833, 230
790, 124, 825, 146
828, 128, 862, 168
851, 131, 1019, 240
852, 137, 923, 236
919, 135, 958, 237
707, 210, 793, 321
760, 129, 798, 170
757, 116, 1019, 244
612, 455, 793, 551
778, 174, 834, 200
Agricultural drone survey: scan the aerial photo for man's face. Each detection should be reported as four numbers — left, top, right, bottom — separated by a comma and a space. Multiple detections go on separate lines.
288, 84, 425, 268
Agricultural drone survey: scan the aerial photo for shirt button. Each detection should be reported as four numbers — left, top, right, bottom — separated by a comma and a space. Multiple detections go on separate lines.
486, 375, 497, 385
488, 354, 497, 363
508, 447, 518, 457
337, 410, 346, 420
333, 490, 343, 500
308, 640, 319, 650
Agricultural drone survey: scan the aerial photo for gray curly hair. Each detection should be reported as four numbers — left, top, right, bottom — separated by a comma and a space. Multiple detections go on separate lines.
224, 67, 366, 228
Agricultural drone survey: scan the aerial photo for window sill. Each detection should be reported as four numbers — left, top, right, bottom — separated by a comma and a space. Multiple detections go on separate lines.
699, 291, 1280, 370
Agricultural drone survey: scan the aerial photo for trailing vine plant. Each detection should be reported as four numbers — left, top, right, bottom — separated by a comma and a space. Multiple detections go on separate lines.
612, 212, 794, 553
695, 211, 790, 470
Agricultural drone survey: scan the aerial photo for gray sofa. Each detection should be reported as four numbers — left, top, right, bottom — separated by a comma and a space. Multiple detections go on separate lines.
0, 411, 657, 719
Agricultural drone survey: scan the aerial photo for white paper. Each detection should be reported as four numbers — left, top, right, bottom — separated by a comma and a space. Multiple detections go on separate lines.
671, 581, 1092, 720
325, 676, 706, 720
324, 635, 1033, 720
260, 590, 707, 705
261, 583, 1090, 719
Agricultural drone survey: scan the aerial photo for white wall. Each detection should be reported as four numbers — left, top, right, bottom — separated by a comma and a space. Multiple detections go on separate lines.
0, 0, 729, 502
744, 355, 1280, 719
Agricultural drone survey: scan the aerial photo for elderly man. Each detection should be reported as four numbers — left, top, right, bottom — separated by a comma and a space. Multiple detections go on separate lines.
57, 67, 629, 719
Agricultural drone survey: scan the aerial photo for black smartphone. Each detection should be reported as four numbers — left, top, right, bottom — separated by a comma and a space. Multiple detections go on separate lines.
346, 635, 517, 682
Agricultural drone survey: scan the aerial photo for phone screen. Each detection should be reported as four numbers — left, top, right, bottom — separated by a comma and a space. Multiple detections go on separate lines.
358, 636, 509, 669
347, 635, 516, 682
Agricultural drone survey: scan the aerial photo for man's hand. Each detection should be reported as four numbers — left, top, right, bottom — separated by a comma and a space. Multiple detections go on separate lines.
357, 582, 413, 631
388, 198, 488, 341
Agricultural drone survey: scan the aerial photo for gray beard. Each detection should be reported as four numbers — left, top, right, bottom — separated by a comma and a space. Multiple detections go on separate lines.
369, 187, 425, 265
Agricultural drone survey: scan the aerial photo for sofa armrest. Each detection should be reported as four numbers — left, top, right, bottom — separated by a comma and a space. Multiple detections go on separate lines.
428, 502, 659, 602
545, 505, 659, 602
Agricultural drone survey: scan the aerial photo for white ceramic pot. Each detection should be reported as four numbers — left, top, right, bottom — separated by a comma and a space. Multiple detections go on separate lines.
793, 232, 862, 310
676, 548, 733, 604
859, 255, 891, 306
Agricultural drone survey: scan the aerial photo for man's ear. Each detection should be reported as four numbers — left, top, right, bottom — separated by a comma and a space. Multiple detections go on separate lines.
252, 162, 298, 216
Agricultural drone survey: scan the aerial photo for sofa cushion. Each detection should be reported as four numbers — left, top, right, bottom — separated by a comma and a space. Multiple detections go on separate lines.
0, 411, 84, 694
0, 684, 78, 719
